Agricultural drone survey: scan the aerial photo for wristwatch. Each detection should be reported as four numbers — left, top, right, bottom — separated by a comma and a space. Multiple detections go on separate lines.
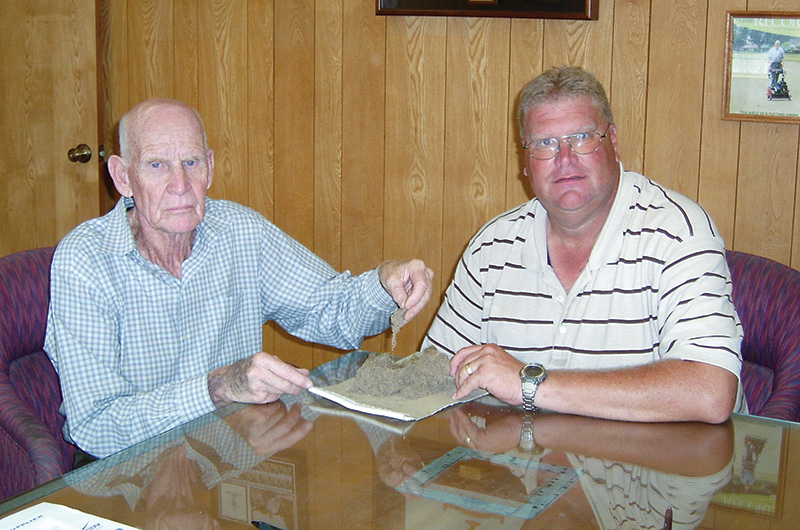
518, 410, 543, 454
520, 363, 547, 412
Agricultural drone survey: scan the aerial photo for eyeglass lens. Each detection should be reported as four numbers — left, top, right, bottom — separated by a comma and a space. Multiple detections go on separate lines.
525, 125, 610, 160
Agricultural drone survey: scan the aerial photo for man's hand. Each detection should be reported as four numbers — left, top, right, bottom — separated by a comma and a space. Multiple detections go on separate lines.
450, 343, 524, 403
448, 402, 524, 453
378, 259, 434, 322
376, 435, 424, 488
208, 352, 312, 408
224, 401, 312, 455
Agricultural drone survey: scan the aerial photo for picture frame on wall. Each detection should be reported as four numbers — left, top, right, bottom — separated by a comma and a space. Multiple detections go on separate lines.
376, 0, 598, 20
723, 11, 800, 124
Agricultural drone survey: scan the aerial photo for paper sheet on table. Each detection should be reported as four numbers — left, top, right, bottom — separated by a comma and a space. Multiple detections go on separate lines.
309, 379, 487, 422
0, 502, 139, 529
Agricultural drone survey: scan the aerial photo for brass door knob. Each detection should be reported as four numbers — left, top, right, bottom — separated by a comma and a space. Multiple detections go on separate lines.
68, 144, 92, 163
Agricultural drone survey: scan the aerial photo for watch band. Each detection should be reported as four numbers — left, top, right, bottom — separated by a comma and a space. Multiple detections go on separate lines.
519, 410, 535, 452
522, 382, 537, 411
518, 410, 545, 454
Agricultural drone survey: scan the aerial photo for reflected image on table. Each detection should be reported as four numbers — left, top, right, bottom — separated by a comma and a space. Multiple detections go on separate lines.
397, 445, 583, 522
218, 456, 301, 530
713, 415, 785, 518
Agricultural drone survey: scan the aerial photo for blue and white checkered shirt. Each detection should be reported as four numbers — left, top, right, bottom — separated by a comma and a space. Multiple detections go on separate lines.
45, 197, 396, 457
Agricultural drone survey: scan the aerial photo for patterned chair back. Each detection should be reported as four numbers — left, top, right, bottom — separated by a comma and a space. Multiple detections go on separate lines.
727, 250, 800, 422
0, 247, 76, 501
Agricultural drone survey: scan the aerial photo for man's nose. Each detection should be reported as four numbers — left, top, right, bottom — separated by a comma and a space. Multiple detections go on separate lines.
169, 167, 192, 193
554, 137, 577, 164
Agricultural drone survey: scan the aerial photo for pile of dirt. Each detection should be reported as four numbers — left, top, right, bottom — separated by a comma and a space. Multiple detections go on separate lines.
350, 346, 453, 399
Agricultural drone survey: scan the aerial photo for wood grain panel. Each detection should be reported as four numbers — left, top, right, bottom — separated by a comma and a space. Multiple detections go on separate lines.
99, 0, 127, 212
644, 0, 707, 199
541, 1, 613, 80
247, 0, 276, 219
247, 0, 277, 354
341, 0, 387, 355
734, 122, 798, 265
697, 0, 746, 247
314, 0, 343, 271
54, 0, 101, 239
505, 19, 543, 209
609, 0, 649, 173
173, 0, 199, 109
197, 0, 248, 206
0, 0, 99, 256
273, 0, 316, 368
383, 16, 447, 354
127, 0, 174, 99
443, 18, 511, 281
5, 2, 57, 251
747, 0, 800, 269
313, 0, 344, 365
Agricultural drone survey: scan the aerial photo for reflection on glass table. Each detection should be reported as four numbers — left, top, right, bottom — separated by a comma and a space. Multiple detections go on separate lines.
0, 349, 798, 530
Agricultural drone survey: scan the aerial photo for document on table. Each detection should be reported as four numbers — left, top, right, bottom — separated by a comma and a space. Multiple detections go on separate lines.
0, 502, 139, 530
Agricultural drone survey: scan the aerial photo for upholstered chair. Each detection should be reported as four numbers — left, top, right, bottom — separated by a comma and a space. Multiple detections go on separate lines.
0, 247, 76, 502
727, 250, 800, 422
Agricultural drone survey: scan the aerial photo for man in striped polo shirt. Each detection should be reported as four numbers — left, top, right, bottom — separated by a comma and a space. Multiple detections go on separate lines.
424, 66, 745, 424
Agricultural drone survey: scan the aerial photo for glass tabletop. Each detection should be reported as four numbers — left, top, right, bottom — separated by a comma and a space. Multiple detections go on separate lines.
2, 350, 799, 529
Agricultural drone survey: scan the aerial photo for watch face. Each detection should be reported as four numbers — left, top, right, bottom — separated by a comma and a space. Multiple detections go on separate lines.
522, 364, 545, 379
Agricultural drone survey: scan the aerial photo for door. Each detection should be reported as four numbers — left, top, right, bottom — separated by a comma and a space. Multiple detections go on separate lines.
0, 0, 101, 257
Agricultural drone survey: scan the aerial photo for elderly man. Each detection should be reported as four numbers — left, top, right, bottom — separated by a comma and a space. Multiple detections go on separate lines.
46, 98, 433, 458
424, 66, 745, 424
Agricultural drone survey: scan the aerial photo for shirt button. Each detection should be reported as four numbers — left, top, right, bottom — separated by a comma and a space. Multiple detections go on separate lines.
557, 296, 564, 303
559, 326, 567, 334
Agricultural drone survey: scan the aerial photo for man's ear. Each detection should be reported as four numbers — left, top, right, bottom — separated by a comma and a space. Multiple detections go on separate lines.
107, 155, 133, 197
206, 149, 214, 190
608, 123, 621, 164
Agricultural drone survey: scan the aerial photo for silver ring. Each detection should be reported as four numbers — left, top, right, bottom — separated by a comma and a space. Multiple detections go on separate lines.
464, 436, 472, 444
465, 363, 473, 376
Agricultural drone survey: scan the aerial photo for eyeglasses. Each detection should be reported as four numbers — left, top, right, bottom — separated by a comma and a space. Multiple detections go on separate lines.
523, 124, 612, 160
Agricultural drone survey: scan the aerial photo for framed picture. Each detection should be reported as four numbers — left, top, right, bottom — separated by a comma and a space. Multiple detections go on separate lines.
376, 0, 598, 20
217, 451, 307, 530
723, 11, 800, 123
396, 446, 583, 520
712, 415, 787, 519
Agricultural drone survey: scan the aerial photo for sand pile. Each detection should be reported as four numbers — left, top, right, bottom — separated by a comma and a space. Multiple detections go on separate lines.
350, 346, 453, 400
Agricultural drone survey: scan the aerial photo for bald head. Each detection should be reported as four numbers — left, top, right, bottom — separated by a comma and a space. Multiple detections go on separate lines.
118, 99, 208, 160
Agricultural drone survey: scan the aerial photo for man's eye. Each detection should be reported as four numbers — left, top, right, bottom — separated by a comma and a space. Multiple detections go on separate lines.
534, 138, 556, 148
184, 159, 197, 167
572, 132, 591, 142
149, 162, 162, 169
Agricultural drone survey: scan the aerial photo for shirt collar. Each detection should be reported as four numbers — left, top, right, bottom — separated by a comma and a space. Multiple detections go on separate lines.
585, 163, 631, 271
99, 196, 228, 256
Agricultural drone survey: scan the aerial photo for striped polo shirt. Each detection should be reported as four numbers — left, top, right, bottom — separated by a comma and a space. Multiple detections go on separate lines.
423, 167, 743, 393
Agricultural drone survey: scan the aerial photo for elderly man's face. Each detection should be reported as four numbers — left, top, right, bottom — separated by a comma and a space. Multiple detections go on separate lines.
121, 103, 213, 237
522, 96, 620, 228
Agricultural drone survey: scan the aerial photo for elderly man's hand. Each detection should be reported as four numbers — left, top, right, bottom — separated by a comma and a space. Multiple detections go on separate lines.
207, 352, 312, 408
378, 259, 434, 322
224, 402, 312, 456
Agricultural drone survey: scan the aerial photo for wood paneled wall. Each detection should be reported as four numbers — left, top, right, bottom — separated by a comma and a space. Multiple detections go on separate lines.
101, 0, 800, 369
